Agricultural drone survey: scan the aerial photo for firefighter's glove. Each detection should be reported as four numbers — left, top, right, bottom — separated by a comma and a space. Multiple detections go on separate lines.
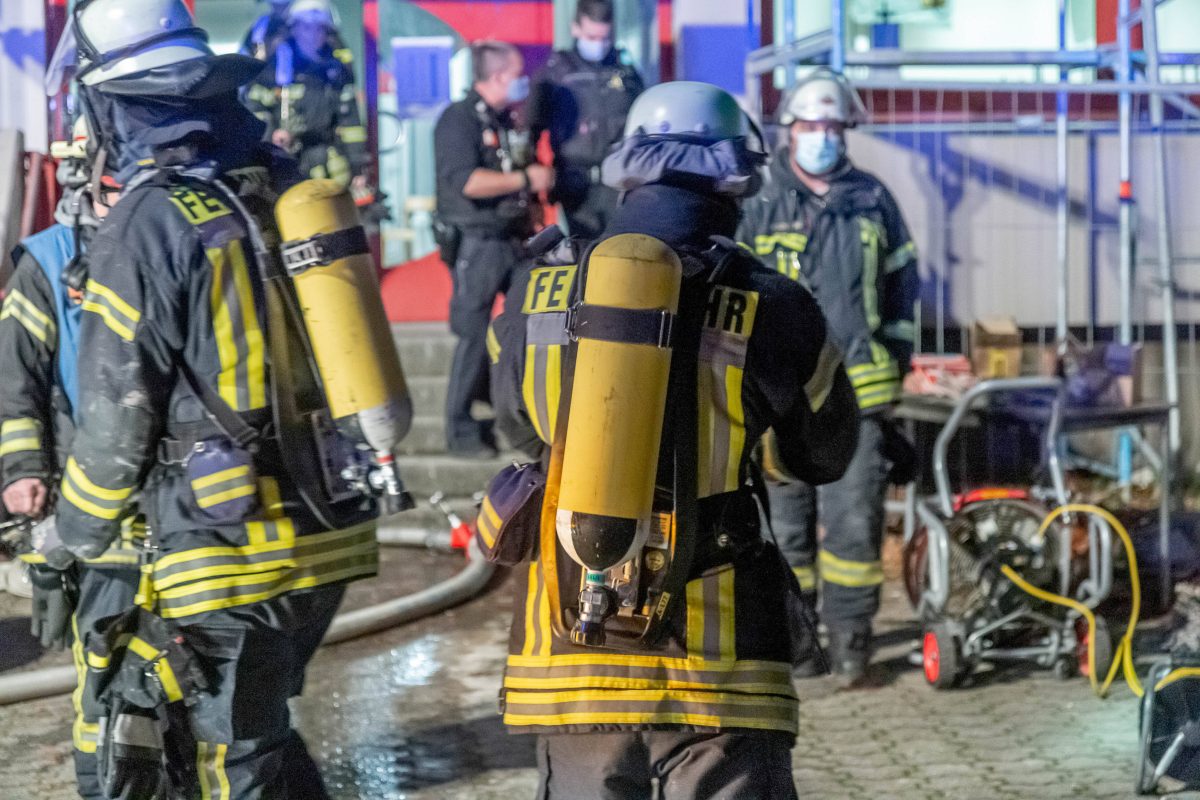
97, 701, 169, 800
28, 562, 78, 650
882, 420, 918, 486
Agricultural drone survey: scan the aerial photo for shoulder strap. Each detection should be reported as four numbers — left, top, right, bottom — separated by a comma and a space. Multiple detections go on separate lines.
170, 351, 261, 450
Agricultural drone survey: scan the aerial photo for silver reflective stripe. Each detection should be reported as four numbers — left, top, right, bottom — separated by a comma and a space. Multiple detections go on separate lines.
527, 312, 569, 346
111, 713, 163, 750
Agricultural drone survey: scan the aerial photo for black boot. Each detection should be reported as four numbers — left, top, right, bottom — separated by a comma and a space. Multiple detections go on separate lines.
826, 621, 872, 684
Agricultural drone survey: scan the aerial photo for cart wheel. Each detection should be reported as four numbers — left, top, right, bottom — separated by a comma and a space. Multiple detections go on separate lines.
1076, 617, 1114, 680
923, 626, 962, 689
1053, 655, 1076, 680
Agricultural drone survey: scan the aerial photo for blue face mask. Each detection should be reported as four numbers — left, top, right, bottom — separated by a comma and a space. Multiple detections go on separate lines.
576, 37, 612, 63
793, 130, 843, 176
506, 75, 530, 104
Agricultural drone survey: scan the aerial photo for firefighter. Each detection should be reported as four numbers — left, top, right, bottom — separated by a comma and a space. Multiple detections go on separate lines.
435, 40, 553, 458
738, 69, 919, 682
44, 0, 381, 796
243, 0, 367, 189
239, 0, 292, 61
0, 119, 144, 797
527, 0, 644, 241
489, 81, 859, 798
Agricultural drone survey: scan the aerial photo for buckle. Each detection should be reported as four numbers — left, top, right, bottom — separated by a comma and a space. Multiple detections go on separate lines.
565, 304, 580, 342
655, 309, 674, 349
281, 237, 326, 275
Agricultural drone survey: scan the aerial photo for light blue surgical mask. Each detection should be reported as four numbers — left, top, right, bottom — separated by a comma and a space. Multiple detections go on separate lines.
576, 37, 612, 63
793, 130, 843, 176
506, 75, 530, 104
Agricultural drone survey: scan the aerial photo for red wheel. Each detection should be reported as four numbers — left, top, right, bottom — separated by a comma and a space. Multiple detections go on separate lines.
1076, 617, 1114, 680
923, 625, 961, 689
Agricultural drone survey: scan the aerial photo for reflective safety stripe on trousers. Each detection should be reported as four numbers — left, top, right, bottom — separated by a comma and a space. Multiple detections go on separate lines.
818, 550, 883, 588
148, 522, 378, 620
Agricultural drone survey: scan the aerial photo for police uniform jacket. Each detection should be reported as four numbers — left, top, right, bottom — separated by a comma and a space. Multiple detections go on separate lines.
489, 182, 859, 739
434, 90, 532, 237
55, 147, 378, 624
527, 48, 644, 171
738, 151, 918, 413
244, 42, 366, 184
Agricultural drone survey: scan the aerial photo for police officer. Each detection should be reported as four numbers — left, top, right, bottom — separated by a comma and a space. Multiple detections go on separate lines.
435, 40, 553, 457
489, 81, 858, 798
527, 0, 643, 241
738, 69, 919, 682
46, 1, 380, 796
0, 119, 143, 796
244, 0, 367, 188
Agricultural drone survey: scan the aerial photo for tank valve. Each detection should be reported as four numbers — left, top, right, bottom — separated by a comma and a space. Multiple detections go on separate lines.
571, 571, 615, 647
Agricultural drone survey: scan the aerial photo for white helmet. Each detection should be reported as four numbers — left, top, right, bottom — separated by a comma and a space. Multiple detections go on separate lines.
70, 0, 212, 86
779, 70, 866, 127
288, 0, 339, 27
624, 81, 751, 142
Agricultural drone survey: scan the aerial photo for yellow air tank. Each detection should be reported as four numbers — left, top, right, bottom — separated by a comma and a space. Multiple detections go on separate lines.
556, 233, 681, 571
275, 179, 412, 454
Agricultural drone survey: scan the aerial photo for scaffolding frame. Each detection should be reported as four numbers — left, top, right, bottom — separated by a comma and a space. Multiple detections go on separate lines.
745, 0, 1200, 477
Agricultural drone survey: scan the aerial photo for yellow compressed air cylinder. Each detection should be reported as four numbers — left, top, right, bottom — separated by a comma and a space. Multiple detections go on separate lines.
275, 179, 412, 452
556, 234, 681, 571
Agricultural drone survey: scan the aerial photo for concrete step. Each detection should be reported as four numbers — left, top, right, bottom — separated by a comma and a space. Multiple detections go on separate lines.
395, 453, 514, 498
407, 376, 448, 418
392, 323, 457, 379
396, 415, 446, 455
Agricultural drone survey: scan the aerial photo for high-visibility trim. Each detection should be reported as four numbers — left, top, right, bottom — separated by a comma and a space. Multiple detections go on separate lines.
882, 319, 916, 343
818, 550, 884, 588
506, 653, 794, 673
61, 457, 134, 520
191, 464, 257, 510
1, 289, 55, 344
207, 240, 267, 411
885, 241, 917, 273
336, 125, 367, 144
197, 741, 231, 800
805, 339, 843, 413
503, 674, 794, 694
523, 266, 577, 313
792, 565, 817, 591
752, 232, 808, 256
126, 636, 184, 703
486, 324, 502, 365
696, 361, 714, 496
522, 344, 546, 443
1, 417, 43, 455
722, 366, 746, 494
685, 579, 705, 656
71, 615, 97, 754
847, 361, 898, 384
82, 279, 140, 342
152, 522, 370, 574
477, 497, 501, 548
856, 382, 901, 410
196, 484, 257, 509
860, 218, 882, 331
717, 569, 736, 661
192, 465, 252, 491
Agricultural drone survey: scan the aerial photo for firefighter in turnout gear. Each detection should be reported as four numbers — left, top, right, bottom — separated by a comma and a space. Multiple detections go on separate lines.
45, 1, 381, 796
244, 0, 367, 188
0, 118, 145, 797
527, 0, 644, 240
738, 69, 919, 682
489, 81, 859, 798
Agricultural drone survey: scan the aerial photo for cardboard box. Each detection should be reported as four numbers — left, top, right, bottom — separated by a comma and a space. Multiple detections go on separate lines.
972, 316, 1022, 378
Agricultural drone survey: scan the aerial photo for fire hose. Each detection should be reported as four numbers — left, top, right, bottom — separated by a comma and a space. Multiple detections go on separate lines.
0, 500, 493, 705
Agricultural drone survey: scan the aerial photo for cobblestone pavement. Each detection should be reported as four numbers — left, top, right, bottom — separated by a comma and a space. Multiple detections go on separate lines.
1, 547, 1198, 800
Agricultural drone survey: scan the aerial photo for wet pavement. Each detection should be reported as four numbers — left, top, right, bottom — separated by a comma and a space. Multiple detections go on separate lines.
0, 542, 1197, 800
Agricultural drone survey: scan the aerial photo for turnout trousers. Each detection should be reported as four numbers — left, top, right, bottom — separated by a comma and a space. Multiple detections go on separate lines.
536, 730, 798, 800
445, 232, 520, 450
768, 416, 888, 630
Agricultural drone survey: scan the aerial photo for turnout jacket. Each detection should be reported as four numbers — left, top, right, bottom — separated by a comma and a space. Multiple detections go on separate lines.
56, 150, 377, 623
244, 42, 366, 185
738, 152, 918, 412
490, 184, 858, 738
1, 225, 142, 569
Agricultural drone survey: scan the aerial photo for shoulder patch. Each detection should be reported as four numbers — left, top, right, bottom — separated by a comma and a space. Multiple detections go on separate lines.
703, 286, 759, 338
523, 265, 577, 313
169, 187, 231, 226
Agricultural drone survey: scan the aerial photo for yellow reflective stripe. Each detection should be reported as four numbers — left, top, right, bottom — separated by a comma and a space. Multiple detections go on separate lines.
752, 232, 808, 256
71, 615, 96, 754
508, 652, 792, 672
717, 569, 736, 662
229, 241, 266, 409
86, 651, 110, 669
258, 476, 285, 518
885, 241, 917, 273
522, 561, 539, 656
1, 418, 37, 434
723, 366, 745, 493
154, 656, 184, 703
127, 636, 158, 661
18, 552, 46, 564
0, 437, 40, 456
195, 483, 257, 509
685, 579, 705, 656
85, 279, 140, 325
545, 344, 563, 436
152, 522, 369, 572
818, 550, 883, 587
209, 245, 239, 409
860, 218, 881, 331
336, 125, 367, 143
192, 465, 252, 491
2, 290, 55, 343
856, 383, 901, 410
805, 340, 843, 413
477, 497, 501, 548
197, 741, 231, 800
82, 280, 139, 342
4, 289, 54, 329
696, 363, 714, 497
154, 541, 375, 597
537, 564, 551, 657
792, 565, 817, 591
506, 688, 791, 707
883, 320, 916, 342
66, 458, 134, 501
522, 344, 546, 443
503, 710, 795, 731
503, 675, 792, 693
486, 324, 501, 364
